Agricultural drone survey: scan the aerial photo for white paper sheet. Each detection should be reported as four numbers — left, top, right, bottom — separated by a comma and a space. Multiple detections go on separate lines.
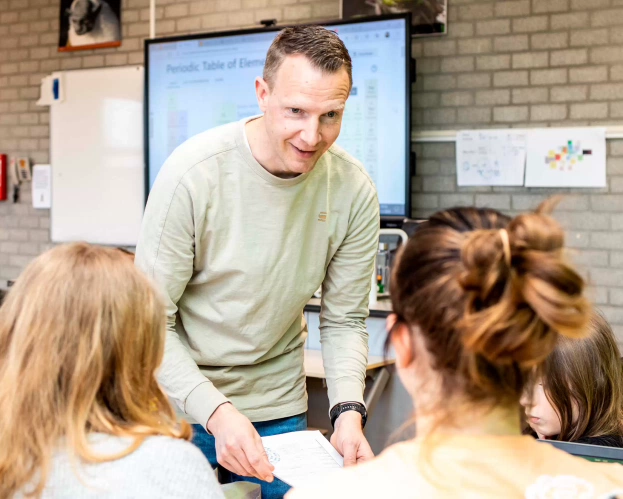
261, 431, 343, 489
525, 128, 606, 187
456, 130, 527, 186
32, 164, 51, 209
36, 75, 54, 106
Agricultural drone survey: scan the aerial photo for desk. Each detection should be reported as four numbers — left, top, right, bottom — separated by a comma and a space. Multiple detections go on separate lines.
303, 349, 393, 420
304, 349, 392, 378
304, 297, 393, 318
303, 298, 394, 421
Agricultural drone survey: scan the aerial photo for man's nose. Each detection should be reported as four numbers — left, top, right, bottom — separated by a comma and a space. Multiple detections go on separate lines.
299, 119, 321, 148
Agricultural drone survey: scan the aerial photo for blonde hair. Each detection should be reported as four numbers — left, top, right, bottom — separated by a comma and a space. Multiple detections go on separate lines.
0, 243, 190, 498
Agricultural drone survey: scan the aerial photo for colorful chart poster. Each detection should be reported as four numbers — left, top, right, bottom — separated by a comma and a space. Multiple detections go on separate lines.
525, 128, 606, 188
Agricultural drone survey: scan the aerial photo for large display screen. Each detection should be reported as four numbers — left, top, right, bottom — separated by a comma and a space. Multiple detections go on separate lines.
146, 15, 411, 217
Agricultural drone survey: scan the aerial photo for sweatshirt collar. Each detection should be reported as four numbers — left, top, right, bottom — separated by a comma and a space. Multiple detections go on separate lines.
236, 115, 312, 187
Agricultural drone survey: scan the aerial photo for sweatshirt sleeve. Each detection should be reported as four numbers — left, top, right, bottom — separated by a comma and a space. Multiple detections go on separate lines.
135, 178, 229, 429
319, 177, 380, 410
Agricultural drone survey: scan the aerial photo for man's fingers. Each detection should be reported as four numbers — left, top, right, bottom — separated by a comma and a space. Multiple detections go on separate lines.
243, 441, 274, 482
219, 441, 257, 478
219, 453, 252, 478
231, 448, 262, 479
342, 440, 358, 467
357, 439, 374, 462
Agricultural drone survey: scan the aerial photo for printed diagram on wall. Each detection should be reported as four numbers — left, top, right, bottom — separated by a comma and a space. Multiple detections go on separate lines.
525, 128, 606, 188
59, 0, 121, 52
456, 130, 527, 186
545, 141, 592, 171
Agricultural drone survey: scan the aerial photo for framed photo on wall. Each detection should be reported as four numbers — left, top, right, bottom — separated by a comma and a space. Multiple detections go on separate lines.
341, 0, 447, 36
59, 0, 122, 52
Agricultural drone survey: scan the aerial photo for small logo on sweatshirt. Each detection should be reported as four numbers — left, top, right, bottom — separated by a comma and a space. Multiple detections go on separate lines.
318, 212, 327, 222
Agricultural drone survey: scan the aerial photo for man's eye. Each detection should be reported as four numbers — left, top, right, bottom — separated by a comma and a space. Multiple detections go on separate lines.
327, 111, 337, 118
290, 108, 301, 114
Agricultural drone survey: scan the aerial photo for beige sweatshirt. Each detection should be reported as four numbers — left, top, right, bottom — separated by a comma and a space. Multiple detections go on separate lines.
135, 117, 380, 426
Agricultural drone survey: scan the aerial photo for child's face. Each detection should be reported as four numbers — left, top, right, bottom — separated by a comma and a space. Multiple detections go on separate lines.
520, 380, 562, 439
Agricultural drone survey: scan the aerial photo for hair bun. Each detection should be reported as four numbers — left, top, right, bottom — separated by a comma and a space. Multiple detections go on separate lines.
458, 202, 589, 366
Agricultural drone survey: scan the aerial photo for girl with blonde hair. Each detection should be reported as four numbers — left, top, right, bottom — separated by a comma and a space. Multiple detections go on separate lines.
0, 243, 224, 498
289, 202, 623, 498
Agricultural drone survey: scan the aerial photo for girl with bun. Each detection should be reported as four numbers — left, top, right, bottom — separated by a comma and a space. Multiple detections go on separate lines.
522, 311, 623, 447
288, 202, 623, 498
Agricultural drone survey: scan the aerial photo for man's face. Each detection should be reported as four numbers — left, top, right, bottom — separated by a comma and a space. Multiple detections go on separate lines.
256, 55, 351, 176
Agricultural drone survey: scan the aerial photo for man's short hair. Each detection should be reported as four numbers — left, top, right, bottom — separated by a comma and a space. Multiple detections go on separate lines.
263, 25, 353, 89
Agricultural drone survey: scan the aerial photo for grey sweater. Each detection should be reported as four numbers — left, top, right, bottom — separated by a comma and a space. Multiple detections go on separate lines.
23, 434, 225, 498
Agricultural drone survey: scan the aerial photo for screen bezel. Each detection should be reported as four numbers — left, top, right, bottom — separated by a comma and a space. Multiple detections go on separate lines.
144, 13, 412, 219
538, 439, 623, 463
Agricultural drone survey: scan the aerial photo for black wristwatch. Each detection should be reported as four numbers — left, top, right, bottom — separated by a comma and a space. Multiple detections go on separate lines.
330, 402, 367, 429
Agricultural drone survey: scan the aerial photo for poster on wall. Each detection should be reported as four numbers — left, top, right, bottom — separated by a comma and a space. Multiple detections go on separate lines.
524, 128, 607, 188
456, 130, 527, 187
341, 0, 447, 36
58, 0, 122, 52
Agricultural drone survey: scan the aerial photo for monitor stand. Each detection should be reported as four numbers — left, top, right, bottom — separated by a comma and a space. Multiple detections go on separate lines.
380, 216, 406, 229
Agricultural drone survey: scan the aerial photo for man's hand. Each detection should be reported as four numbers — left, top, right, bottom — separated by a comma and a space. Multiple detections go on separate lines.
207, 403, 274, 482
330, 411, 374, 466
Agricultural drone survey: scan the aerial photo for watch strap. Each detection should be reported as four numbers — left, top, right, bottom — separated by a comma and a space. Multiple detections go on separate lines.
330, 401, 367, 429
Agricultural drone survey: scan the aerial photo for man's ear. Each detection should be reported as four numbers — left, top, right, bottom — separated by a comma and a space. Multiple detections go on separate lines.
255, 77, 270, 113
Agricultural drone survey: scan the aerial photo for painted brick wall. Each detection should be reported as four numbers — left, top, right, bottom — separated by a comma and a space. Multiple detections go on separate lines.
1, 0, 623, 337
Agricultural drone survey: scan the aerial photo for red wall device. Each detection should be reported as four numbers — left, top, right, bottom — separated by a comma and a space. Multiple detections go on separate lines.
0, 155, 7, 202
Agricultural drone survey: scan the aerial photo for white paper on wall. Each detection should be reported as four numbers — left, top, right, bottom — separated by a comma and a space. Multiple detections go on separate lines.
525, 128, 606, 188
456, 130, 527, 186
32, 164, 51, 209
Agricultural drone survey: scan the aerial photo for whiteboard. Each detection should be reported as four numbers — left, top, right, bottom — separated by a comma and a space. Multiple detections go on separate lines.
50, 66, 144, 246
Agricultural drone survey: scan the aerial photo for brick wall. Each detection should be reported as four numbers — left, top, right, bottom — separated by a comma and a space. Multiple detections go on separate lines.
408, 0, 623, 339
1, 0, 623, 337
0, 0, 339, 282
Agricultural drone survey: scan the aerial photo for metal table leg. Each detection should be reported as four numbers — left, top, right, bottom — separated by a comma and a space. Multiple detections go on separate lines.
364, 367, 391, 416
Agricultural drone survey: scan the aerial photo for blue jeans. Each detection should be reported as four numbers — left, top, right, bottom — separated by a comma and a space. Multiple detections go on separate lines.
192, 412, 307, 499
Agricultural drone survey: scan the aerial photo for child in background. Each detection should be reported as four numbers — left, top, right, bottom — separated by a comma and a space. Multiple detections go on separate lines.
288, 202, 623, 498
521, 312, 623, 447
0, 243, 224, 498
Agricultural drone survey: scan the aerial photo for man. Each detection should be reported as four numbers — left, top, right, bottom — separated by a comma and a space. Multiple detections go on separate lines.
135, 25, 379, 499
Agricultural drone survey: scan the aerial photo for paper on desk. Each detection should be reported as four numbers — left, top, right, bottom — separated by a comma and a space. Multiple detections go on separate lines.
261, 431, 343, 489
